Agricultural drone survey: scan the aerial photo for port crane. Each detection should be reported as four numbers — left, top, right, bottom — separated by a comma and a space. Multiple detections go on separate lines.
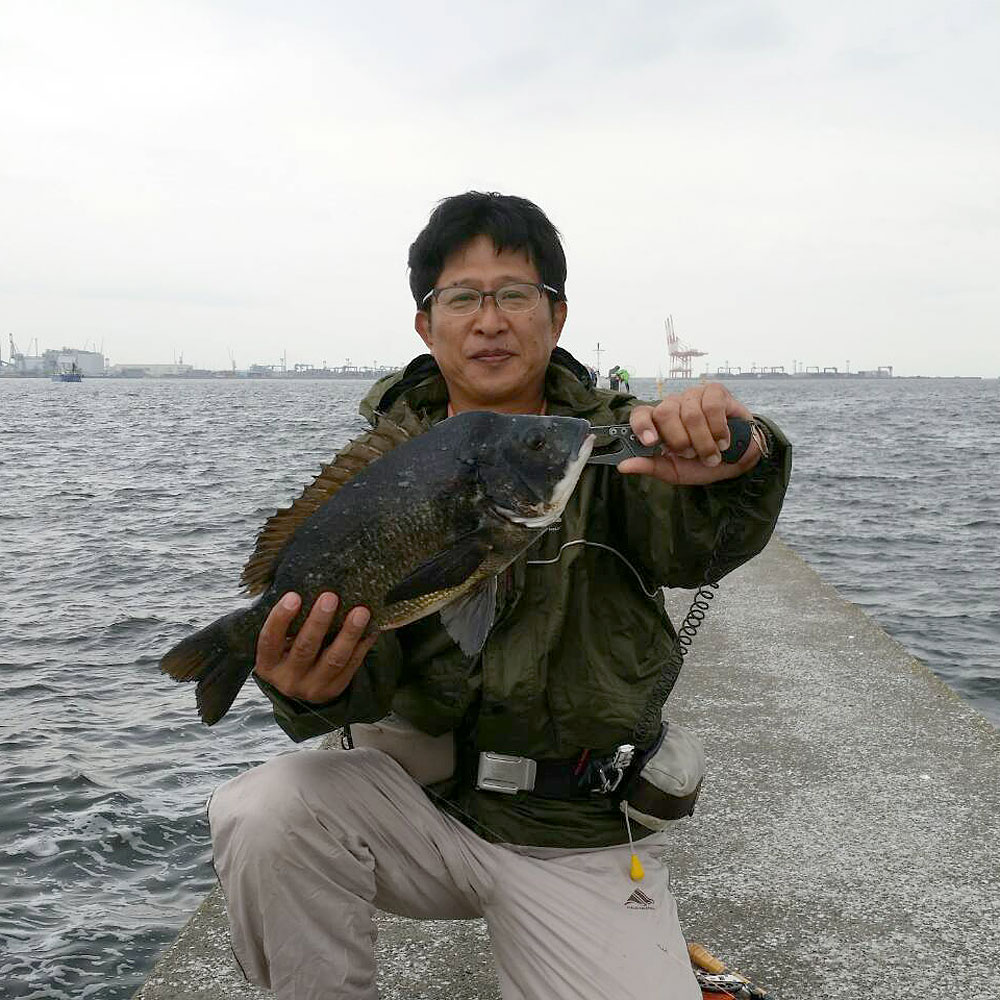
666, 316, 707, 378
3, 334, 23, 368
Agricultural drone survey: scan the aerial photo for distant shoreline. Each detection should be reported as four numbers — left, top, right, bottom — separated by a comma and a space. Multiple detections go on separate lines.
0, 370, 397, 381
675, 373, 989, 381
1, 372, 991, 382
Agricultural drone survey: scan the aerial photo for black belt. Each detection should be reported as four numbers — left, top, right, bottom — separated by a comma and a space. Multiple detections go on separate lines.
474, 746, 638, 798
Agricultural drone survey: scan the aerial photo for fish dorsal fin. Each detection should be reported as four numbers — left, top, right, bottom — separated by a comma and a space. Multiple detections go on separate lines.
239, 412, 428, 595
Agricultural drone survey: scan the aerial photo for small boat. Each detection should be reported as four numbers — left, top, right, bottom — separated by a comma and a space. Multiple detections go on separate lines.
52, 363, 83, 382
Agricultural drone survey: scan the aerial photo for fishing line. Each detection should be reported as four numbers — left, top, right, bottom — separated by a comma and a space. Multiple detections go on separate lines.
272, 426, 777, 859
526, 538, 660, 599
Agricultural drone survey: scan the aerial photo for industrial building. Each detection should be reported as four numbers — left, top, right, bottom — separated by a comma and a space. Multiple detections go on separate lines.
2, 337, 106, 376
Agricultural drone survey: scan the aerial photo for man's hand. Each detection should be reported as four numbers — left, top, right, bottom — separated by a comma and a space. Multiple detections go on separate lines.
253, 591, 377, 705
618, 382, 761, 485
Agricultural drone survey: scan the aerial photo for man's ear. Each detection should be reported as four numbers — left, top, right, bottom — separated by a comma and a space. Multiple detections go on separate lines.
551, 300, 567, 343
415, 310, 432, 349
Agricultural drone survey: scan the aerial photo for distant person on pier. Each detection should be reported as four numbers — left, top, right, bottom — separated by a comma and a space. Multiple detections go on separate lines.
609, 364, 621, 390
618, 366, 631, 392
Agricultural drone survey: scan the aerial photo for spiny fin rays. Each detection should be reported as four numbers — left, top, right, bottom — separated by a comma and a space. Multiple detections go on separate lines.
239, 412, 429, 595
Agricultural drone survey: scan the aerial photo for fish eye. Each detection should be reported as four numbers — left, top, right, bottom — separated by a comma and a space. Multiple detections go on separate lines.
523, 427, 546, 451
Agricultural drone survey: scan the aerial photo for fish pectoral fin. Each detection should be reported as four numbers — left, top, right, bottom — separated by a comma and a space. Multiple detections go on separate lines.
439, 576, 498, 657
383, 532, 492, 605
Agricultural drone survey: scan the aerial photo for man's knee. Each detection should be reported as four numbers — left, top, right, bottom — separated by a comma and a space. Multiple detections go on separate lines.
209, 749, 333, 856
208, 748, 402, 858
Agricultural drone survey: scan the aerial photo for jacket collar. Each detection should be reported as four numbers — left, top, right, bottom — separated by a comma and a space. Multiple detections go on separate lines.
361, 347, 612, 426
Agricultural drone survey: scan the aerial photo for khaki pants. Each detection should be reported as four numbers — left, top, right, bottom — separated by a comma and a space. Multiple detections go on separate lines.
208, 747, 700, 1000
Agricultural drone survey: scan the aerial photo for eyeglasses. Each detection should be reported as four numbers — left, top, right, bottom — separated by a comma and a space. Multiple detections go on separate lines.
421, 282, 560, 316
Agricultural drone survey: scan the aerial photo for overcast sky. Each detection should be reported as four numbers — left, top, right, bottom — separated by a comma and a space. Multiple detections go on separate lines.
2, 1, 997, 377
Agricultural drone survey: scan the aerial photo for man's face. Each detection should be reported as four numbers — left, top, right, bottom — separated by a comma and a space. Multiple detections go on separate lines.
415, 235, 567, 413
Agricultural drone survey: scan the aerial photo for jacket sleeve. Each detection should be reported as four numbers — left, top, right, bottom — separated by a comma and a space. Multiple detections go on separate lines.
251, 631, 405, 743
613, 414, 792, 589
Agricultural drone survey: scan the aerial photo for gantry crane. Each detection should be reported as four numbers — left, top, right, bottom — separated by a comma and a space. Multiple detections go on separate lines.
3, 334, 22, 368
665, 316, 707, 378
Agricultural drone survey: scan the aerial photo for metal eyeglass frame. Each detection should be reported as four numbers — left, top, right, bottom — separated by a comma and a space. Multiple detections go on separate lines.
421, 282, 561, 314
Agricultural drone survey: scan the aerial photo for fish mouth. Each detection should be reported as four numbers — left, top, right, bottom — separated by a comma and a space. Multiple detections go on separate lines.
494, 433, 595, 527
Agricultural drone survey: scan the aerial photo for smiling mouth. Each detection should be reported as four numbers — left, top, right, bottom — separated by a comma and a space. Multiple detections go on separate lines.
471, 351, 515, 361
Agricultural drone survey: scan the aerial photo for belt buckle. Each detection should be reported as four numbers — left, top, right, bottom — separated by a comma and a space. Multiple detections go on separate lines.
476, 752, 537, 795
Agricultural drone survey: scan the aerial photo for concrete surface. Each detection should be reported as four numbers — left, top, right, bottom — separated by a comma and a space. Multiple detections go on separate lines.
134, 537, 1000, 999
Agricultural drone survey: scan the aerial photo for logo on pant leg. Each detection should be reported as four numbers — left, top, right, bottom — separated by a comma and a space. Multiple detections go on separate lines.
623, 888, 657, 909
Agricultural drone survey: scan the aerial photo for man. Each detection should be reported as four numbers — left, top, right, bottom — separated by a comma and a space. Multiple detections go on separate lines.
209, 192, 791, 1000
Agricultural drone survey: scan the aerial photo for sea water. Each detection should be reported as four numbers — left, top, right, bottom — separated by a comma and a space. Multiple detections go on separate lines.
1, 374, 996, 998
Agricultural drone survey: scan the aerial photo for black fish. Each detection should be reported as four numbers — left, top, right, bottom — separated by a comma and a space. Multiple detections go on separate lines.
161, 411, 595, 724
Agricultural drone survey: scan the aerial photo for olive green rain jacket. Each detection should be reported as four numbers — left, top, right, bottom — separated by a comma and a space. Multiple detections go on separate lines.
256, 349, 792, 848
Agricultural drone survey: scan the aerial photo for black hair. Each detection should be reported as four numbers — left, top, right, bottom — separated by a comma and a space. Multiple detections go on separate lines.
407, 191, 567, 309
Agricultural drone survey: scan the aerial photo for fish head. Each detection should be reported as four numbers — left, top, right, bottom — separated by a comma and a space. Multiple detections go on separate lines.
458, 413, 594, 527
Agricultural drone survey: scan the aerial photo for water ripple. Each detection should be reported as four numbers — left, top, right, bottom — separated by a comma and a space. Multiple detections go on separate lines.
1, 374, 998, 997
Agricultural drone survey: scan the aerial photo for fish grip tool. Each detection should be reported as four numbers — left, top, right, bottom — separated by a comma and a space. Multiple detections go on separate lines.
586, 416, 754, 466
612, 413, 776, 851
615, 415, 773, 747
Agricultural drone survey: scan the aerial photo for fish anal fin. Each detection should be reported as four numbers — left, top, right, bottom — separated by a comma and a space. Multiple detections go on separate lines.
239, 414, 427, 595
384, 532, 492, 606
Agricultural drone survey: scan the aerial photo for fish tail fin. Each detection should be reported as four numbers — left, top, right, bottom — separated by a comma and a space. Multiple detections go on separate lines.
160, 607, 265, 725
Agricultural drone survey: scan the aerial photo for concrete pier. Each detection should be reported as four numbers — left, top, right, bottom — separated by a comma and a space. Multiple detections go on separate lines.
134, 538, 1000, 1000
